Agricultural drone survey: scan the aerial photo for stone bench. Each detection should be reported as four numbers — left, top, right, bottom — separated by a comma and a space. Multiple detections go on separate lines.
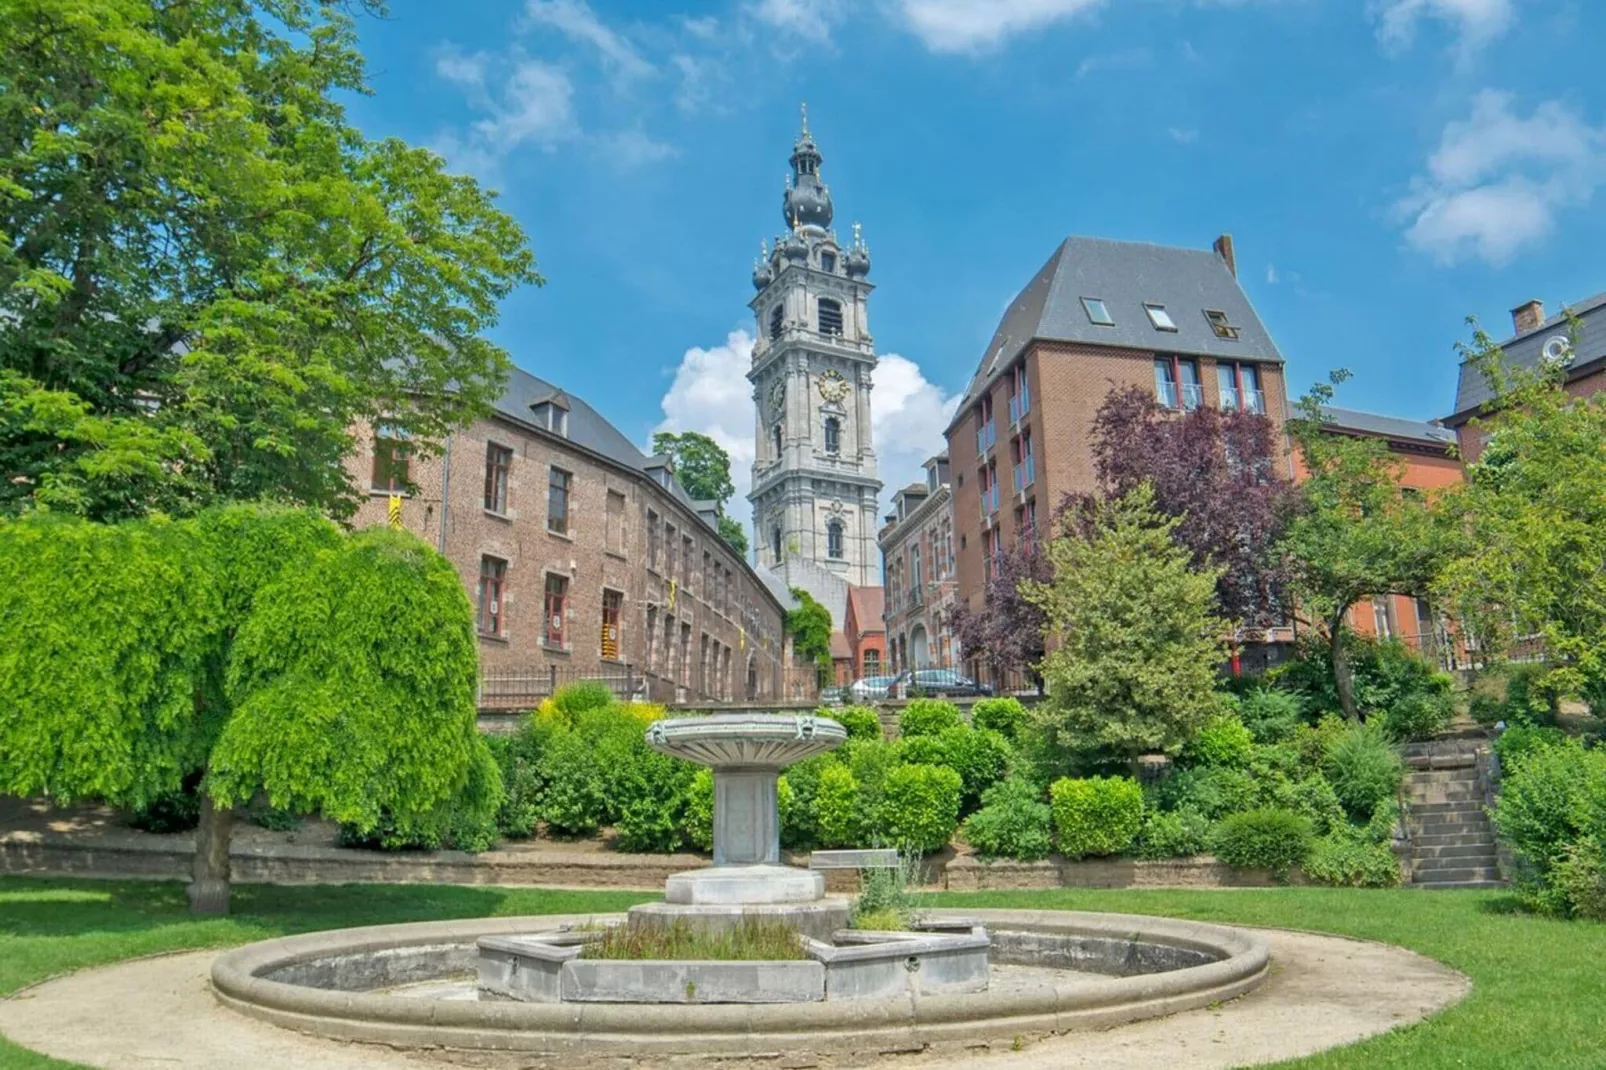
808, 849, 899, 871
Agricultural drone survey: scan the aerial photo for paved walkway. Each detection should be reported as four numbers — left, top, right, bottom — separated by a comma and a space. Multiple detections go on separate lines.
0, 928, 1466, 1069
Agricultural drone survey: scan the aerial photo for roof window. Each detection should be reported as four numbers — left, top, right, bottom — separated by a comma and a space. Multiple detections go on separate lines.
1081, 297, 1114, 326
1144, 303, 1178, 332
1204, 309, 1239, 340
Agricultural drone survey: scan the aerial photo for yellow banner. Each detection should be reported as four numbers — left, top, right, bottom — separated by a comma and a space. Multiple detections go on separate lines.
667, 579, 677, 611
387, 495, 403, 530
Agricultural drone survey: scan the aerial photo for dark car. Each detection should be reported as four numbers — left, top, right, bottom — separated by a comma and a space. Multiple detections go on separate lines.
892, 668, 994, 698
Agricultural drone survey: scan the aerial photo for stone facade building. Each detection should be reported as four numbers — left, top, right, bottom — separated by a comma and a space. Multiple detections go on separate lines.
746, 109, 882, 633
348, 368, 792, 705
945, 235, 1292, 653
878, 454, 957, 672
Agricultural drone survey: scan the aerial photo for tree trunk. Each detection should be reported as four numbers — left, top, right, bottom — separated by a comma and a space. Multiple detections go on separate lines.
188, 794, 236, 916
1330, 618, 1358, 721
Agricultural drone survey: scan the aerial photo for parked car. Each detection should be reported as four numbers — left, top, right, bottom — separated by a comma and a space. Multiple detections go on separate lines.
848, 674, 898, 701
817, 685, 849, 706
892, 668, 994, 698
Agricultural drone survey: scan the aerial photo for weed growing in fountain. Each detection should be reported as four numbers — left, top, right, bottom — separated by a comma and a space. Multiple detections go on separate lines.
582, 918, 807, 961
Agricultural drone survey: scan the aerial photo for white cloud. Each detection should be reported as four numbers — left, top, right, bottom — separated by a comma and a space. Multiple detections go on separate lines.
750, 0, 848, 43
1372, 0, 1514, 59
655, 334, 959, 527
526, 0, 655, 82
471, 60, 579, 148
871, 354, 961, 493
598, 127, 679, 168
896, 0, 1104, 53
1167, 126, 1199, 144
1075, 46, 1149, 78
656, 330, 760, 505
434, 45, 490, 95
1266, 263, 1280, 284
1395, 90, 1606, 265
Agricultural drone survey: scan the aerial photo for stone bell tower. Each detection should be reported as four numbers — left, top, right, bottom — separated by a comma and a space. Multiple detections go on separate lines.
746, 106, 881, 620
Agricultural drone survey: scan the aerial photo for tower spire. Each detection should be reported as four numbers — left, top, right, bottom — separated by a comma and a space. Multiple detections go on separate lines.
800, 101, 808, 136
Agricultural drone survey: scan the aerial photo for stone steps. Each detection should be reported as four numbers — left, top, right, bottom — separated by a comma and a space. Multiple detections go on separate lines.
1402, 746, 1506, 889
1411, 830, 1497, 848
1413, 842, 1498, 861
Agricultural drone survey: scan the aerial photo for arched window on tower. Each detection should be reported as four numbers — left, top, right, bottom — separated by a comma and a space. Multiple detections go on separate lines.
769, 304, 784, 340
817, 298, 843, 337
823, 416, 840, 455
771, 526, 783, 563
771, 423, 783, 461
826, 520, 844, 559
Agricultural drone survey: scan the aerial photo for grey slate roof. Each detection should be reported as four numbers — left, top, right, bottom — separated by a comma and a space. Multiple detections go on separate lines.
1449, 292, 1606, 421
1319, 406, 1455, 448
955, 237, 1285, 420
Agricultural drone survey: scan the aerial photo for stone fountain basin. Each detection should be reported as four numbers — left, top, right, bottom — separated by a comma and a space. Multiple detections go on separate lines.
476, 924, 992, 1004
645, 713, 848, 768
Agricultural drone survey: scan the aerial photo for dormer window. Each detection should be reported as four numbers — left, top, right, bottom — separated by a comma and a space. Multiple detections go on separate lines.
769, 304, 784, 341
1204, 309, 1239, 340
1144, 303, 1178, 332
818, 298, 843, 336
531, 400, 568, 436
1081, 297, 1114, 326
820, 251, 836, 273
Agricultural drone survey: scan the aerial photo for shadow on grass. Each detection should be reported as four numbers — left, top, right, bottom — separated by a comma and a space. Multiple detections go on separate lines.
1475, 892, 1535, 917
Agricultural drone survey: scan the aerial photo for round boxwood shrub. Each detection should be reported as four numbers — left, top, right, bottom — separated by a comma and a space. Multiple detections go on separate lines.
1322, 724, 1403, 819
931, 725, 1013, 814
832, 705, 882, 741
816, 763, 865, 848
1212, 807, 1313, 878
872, 764, 962, 853
1185, 714, 1255, 768
971, 697, 1027, 740
1133, 806, 1212, 860
844, 738, 905, 800
899, 698, 962, 738
962, 777, 1052, 861
1380, 690, 1455, 743
1049, 775, 1143, 859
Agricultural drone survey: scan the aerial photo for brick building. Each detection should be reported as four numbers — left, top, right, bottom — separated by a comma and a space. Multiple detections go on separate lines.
839, 585, 887, 682
1444, 294, 1606, 462
348, 367, 793, 705
945, 234, 1291, 667
878, 453, 958, 672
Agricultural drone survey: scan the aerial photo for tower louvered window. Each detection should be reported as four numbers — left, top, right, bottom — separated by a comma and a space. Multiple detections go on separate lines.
817, 298, 843, 336
769, 304, 784, 340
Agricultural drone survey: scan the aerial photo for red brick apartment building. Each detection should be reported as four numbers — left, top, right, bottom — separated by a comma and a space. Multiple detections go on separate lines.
945, 235, 1292, 656
878, 453, 958, 672
346, 368, 793, 706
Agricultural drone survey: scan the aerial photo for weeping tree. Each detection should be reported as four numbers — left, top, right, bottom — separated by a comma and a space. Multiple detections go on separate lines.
0, 506, 497, 913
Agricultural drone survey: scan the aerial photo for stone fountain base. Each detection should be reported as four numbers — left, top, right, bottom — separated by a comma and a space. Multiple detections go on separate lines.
627, 898, 851, 942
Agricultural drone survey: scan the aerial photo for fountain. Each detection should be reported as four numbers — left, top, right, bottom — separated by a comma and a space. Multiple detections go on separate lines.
208, 710, 1272, 1057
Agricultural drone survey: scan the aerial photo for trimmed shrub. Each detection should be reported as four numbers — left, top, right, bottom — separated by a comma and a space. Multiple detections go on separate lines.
845, 739, 905, 801
899, 698, 962, 738
872, 764, 962, 853
1133, 807, 1212, 860
1236, 687, 1306, 744
935, 726, 1014, 814
684, 769, 715, 852
1322, 724, 1403, 819
1494, 740, 1606, 913
551, 681, 615, 724
1186, 714, 1255, 768
1380, 690, 1455, 743
1212, 807, 1313, 877
778, 754, 834, 850
1305, 830, 1401, 887
962, 777, 1053, 861
536, 730, 607, 837
1284, 775, 1348, 836
972, 697, 1028, 740
833, 705, 882, 741
816, 764, 865, 848
1049, 776, 1143, 859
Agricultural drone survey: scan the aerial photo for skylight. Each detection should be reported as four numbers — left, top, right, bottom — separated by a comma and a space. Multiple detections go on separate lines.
1204, 309, 1240, 340
1144, 303, 1178, 332
1081, 297, 1114, 326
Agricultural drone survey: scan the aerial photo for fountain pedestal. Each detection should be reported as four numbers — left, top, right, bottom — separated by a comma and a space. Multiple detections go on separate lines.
627, 713, 850, 938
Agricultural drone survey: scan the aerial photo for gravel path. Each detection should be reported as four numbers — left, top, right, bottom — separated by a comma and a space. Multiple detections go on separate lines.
0, 928, 1466, 1070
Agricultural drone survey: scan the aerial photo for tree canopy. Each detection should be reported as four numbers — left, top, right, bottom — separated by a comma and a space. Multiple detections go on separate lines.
1280, 373, 1454, 719
949, 539, 1051, 685
1091, 385, 1293, 627
0, 0, 538, 520
651, 430, 748, 555
0, 506, 493, 912
1024, 484, 1229, 761
1437, 319, 1606, 714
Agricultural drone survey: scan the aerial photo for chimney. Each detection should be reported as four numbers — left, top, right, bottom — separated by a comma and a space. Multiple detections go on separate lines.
1213, 233, 1236, 278
1511, 299, 1545, 334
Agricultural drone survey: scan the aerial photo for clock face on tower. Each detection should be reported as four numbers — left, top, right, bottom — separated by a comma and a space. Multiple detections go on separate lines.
768, 380, 786, 418
817, 368, 848, 403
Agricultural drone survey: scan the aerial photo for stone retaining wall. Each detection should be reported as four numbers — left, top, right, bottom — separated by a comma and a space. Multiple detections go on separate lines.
3, 825, 1290, 891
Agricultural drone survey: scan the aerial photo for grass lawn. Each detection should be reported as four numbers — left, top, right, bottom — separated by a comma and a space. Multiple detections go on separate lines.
2, 877, 1604, 1069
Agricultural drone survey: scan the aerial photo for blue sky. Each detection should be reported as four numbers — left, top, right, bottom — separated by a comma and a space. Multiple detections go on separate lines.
344, 0, 1606, 509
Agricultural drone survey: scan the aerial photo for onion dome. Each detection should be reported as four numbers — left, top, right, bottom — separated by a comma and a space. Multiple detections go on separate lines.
845, 221, 871, 278
780, 228, 808, 263
781, 104, 833, 231
752, 240, 773, 290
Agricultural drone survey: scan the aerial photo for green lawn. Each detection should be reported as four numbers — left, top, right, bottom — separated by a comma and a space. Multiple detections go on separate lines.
2, 877, 1604, 1069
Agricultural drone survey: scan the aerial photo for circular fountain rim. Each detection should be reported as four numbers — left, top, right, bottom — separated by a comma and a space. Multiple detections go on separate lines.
210, 908, 1271, 1058
645, 712, 848, 769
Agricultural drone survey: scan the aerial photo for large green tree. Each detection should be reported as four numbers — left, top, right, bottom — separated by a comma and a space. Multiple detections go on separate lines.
785, 586, 834, 683
1437, 319, 1606, 714
0, 0, 537, 520
1023, 484, 1229, 762
0, 507, 497, 913
651, 430, 748, 555
1281, 373, 1454, 720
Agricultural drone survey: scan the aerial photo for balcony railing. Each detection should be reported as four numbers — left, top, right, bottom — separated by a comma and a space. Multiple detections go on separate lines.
1008, 391, 1031, 423
1156, 382, 1178, 409
1180, 383, 1203, 411
1243, 388, 1266, 414
1012, 457, 1035, 492
975, 420, 996, 456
